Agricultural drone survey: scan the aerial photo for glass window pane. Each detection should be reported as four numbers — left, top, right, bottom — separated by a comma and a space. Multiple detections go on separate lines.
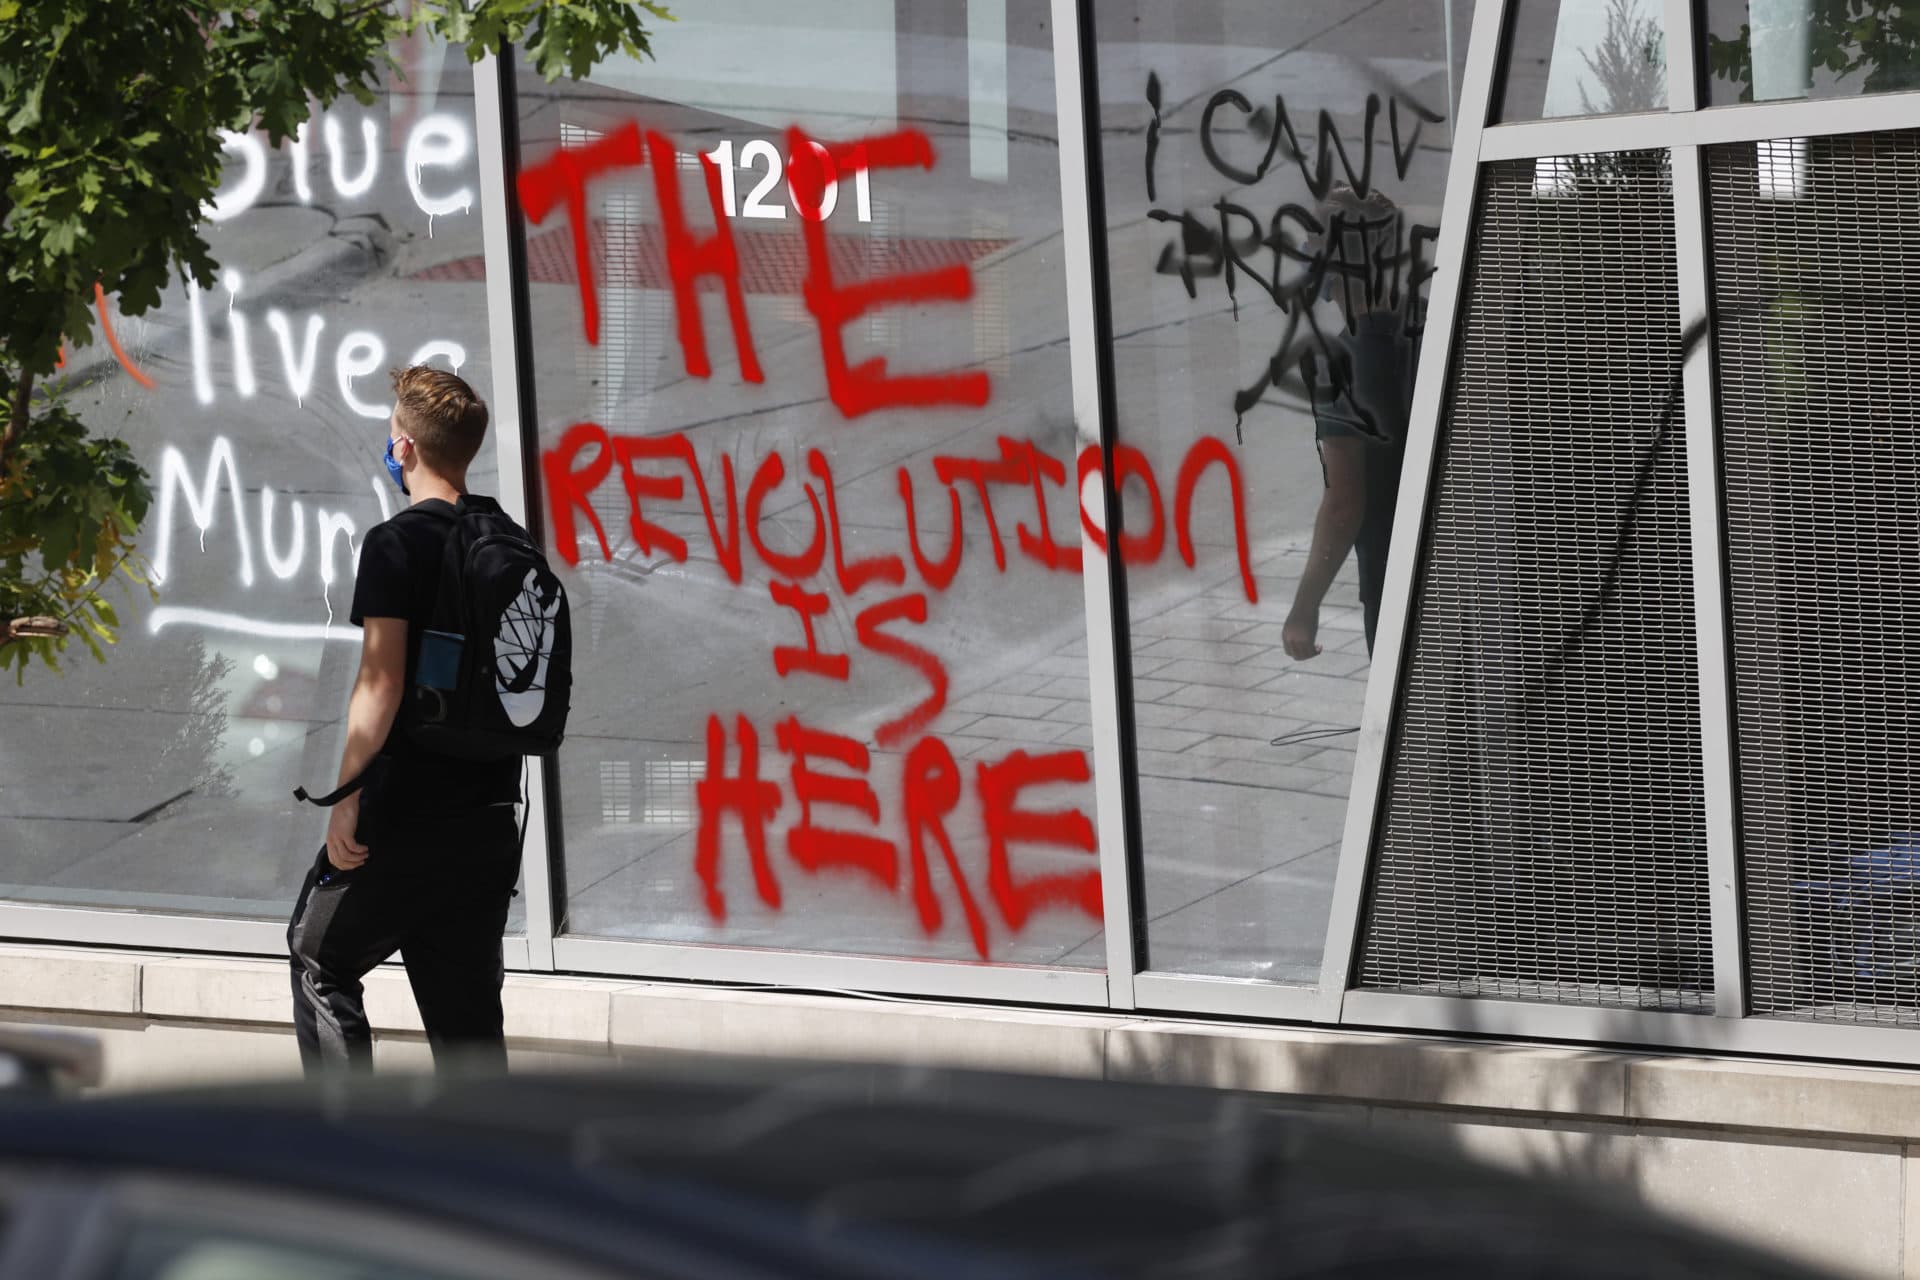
0, 31, 516, 928
1703, 0, 1920, 105
517, 1, 1100, 965
1093, 2, 1464, 982
1499, 0, 1670, 121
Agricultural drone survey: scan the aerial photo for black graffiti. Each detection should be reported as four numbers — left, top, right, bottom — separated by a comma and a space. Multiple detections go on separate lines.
1145, 71, 1163, 204
1146, 73, 1443, 438
1151, 198, 1436, 436
1197, 87, 1442, 200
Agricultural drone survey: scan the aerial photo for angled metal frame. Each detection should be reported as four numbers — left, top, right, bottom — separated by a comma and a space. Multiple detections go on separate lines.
1662, 7, 1750, 1018
1321, 0, 1920, 1054
1316, 0, 1513, 1022
1480, 86, 1920, 160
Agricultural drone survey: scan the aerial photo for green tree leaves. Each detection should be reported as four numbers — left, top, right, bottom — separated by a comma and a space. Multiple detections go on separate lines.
1, 0, 662, 674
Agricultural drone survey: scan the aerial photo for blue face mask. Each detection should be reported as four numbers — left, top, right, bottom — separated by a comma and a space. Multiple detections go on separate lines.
383, 436, 410, 495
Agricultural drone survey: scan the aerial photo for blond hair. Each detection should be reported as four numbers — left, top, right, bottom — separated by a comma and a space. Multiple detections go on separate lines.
390, 366, 488, 473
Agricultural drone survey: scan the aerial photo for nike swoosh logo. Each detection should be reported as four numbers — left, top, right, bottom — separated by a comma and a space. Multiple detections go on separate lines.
498, 568, 561, 728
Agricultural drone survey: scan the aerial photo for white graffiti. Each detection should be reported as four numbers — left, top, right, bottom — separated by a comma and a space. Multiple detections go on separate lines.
151, 436, 369, 597
405, 113, 475, 219
223, 270, 257, 398
264, 310, 326, 409
147, 606, 357, 643
202, 109, 476, 223
205, 131, 268, 223
194, 298, 464, 411
152, 438, 254, 588
336, 330, 390, 419
407, 339, 466, 376
260, 486, 307, 581
289, 120, 314, 204
325, 114, 381, 199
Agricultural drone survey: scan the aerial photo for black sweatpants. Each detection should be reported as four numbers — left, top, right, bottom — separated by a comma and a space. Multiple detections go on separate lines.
287, 802, 521, 1074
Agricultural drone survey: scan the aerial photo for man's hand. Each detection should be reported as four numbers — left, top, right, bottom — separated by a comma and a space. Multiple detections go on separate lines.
1284, 607, 1323, 661
325, 794, 369, 872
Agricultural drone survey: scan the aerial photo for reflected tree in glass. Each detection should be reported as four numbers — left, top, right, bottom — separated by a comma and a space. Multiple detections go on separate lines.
1580, 0, 1668, 114
1707, 1, 1920, 101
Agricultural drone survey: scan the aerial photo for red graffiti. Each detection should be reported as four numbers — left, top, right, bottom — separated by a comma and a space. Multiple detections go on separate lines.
899, 465, 963, 591
979, 749, 1101, 930
529, 121, 1267, 961
904, 736, 988, 957
746, 451, 827, 581
94, 284, 157, 390
695, 714, 784, 920
645, 129, 763, 384
613, 434, 689, 562
810, 449, 906, 595
788, 128, 992, 417
769, 579, 850, 681
515, 122, 644, 347
545, 424, 1259, 604
545, 421, 616, 565
932, 441, 1028, 572
1175, 436, 1259, 604
695, 714, 1096, 959
854, 593, 947, 748
776, 716, 898, 889
521, 121, 989, 415
1005, 438, 1083, 573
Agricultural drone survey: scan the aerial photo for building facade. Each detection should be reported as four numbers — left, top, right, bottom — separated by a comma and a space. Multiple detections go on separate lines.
6, 0, 1920, 1069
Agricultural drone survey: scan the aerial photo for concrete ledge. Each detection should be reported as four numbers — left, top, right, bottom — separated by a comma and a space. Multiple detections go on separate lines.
18, 944, 1920, 1279
10, 944, 1920, 1147
609, 984, 1113, 1078
1104, 1021, 1630, 1117
1624, 1055, 1920, 1143
0, 946, 142, 1015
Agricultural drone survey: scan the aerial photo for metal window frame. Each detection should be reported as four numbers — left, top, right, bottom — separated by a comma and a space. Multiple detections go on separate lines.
1316, 0, 1514, 1023
22, 0, 1920, 1072
0, 902, 529, 970
1663, 6, 1750, 1021
489, 5, 1120, 1011
549, 936, 1106, 1005
0, 51, 540, 974
475, 47, 557, 973
1053, 0, 1141, 1010
1318, 0, 1920, 1055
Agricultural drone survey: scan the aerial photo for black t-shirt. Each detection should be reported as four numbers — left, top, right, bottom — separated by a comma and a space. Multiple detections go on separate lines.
350, 495, 520, 813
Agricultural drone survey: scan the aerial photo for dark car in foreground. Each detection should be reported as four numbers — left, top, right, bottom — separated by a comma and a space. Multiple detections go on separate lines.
0, 1059, 1832, 1279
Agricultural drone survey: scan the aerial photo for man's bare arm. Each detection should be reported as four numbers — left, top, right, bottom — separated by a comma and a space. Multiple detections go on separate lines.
324, 616, 407, 870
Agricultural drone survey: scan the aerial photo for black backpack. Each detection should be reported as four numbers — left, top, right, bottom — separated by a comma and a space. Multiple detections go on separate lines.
294, 496, 571, 809
399, 496, 572, 760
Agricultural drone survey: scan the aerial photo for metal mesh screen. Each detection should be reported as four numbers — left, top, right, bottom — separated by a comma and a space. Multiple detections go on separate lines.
1710, 131, 1920, 1024
1358, 152, 1713, 1011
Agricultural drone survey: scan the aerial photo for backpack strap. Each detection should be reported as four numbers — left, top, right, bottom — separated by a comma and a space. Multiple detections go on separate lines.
293, 759, 376, 807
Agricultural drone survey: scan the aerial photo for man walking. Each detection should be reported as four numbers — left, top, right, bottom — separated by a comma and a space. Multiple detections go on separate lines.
287, 366, 524, 1073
